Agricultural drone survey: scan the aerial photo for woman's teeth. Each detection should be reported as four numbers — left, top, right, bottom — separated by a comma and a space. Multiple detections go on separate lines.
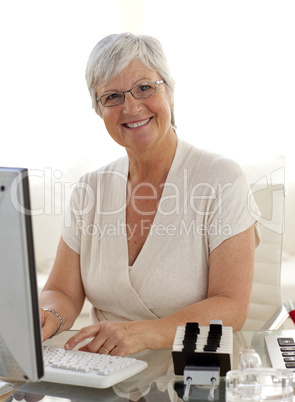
125, 118, 150, 128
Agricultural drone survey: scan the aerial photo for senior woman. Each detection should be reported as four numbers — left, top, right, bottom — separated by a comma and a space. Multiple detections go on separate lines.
40, 33, 260, 356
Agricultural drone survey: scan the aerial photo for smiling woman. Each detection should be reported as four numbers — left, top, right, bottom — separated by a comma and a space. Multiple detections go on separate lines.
96, 60, 175, 154
39, 32, 260, 357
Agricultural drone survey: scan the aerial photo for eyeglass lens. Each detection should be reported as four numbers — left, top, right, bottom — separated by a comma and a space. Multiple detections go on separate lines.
100, 82, 158, 107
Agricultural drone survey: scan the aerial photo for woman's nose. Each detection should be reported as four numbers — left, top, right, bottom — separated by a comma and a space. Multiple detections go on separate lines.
122, 92, 143, 113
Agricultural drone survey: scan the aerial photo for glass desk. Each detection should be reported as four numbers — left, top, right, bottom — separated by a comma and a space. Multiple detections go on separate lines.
2, 329, 295, 402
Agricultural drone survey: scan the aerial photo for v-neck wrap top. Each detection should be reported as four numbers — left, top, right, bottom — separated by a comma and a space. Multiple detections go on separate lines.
62, 138, 260, 324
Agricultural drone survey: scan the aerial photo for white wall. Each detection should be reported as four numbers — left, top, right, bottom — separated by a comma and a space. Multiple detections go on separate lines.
1, 0, 294, 178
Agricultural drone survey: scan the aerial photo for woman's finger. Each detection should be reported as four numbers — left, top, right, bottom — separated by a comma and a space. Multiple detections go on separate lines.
99, 345, 113, 355
64, 324, 102, 350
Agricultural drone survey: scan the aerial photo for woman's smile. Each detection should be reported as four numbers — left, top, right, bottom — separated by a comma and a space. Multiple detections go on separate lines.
123, 117, 152, 129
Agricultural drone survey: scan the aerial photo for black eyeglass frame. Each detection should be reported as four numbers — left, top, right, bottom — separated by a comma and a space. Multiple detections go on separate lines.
96, 80, 165, 107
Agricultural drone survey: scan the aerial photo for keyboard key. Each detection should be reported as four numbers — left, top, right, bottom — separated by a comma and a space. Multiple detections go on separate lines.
277, 338, 295, 346
285, 362, 295, 368
78, 366, 91, 373
284, 357, 295, 362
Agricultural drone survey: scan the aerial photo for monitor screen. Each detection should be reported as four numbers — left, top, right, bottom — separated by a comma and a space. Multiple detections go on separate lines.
0, 167, 44, 381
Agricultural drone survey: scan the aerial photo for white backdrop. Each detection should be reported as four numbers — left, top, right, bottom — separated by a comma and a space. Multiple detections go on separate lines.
1, 0, 294, 179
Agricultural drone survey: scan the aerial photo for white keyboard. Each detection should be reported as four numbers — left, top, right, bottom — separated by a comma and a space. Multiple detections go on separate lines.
42, 345, 148, 388
265, 334, 295, 376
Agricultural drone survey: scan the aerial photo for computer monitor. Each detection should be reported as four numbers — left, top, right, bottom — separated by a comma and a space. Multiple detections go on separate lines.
0, 167, 44, 381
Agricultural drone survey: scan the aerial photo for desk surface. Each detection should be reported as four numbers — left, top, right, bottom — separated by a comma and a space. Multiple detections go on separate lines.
2, 329, 295, 402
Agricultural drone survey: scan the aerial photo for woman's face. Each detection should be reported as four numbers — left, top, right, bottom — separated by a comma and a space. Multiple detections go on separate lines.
97, 61, 174, 153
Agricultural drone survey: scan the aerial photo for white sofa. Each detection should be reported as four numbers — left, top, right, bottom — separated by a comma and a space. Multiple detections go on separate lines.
30, 158, 295, 330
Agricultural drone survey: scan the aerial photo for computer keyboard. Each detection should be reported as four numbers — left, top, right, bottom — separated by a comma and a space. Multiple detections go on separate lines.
265, 334, 295, 376
42, 345, 148, 388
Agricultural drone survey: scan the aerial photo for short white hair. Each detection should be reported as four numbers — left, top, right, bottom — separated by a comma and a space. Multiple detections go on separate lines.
85, 32, 176, 128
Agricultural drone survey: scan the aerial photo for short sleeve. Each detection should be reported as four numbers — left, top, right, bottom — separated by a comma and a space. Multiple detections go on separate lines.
61, 178, 94, 254
207, 168, 260, 253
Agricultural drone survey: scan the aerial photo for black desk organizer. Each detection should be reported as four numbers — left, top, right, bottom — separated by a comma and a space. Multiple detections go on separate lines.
173, 321, 232, 375
172, 321, 232, 400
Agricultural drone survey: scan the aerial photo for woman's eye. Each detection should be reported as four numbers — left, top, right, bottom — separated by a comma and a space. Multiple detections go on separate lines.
139, 84, 151, 92
107, 93, 120, 100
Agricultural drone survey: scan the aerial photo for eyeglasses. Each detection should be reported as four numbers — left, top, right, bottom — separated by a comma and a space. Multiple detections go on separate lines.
97, 80, 165, 107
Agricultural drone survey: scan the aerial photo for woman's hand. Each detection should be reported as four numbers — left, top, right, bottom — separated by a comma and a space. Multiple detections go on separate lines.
40, 308, 62, 342
64, 321, 155, 356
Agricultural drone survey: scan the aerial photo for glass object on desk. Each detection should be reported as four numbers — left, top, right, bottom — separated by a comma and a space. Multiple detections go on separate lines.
225, 368, 293, 401
239, 349, 262, 370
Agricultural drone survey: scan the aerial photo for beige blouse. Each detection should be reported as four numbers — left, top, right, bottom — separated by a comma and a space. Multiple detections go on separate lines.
62, 138, 260, 324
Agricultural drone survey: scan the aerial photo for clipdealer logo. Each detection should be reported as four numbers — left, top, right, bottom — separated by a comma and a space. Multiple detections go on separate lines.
9, 166, 285, 235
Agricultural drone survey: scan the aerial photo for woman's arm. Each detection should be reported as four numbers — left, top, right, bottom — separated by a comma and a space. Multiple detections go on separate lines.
65, 225, 256, 355
40, 237, 85, 341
